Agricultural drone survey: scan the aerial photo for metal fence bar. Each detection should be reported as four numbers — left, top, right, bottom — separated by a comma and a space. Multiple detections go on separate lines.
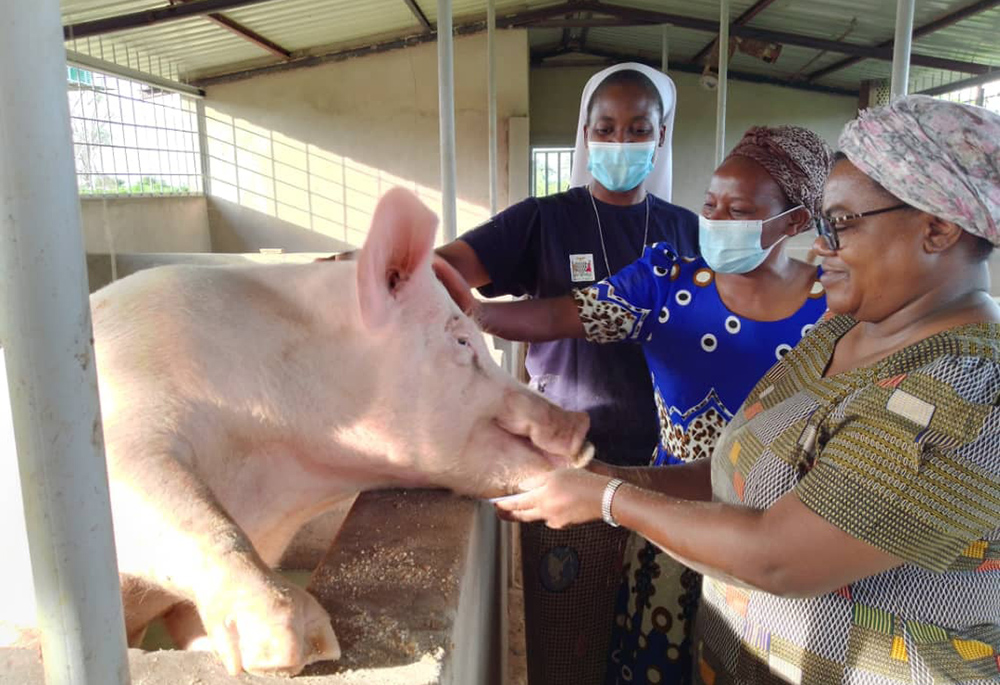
715, 0, 730, 167
891, 0, 916, 98
438, 0, 458, 241
487, 0, 499, 216
0, 2, 131, 683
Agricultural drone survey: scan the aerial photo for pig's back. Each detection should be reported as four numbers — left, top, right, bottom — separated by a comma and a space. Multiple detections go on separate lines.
89, 262, 358, 435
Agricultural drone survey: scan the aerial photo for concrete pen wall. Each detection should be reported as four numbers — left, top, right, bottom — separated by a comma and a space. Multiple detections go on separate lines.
201, 30, 531, 253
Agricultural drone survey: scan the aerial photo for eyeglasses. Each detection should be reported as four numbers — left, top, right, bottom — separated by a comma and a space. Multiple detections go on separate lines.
815, 203, 909, 250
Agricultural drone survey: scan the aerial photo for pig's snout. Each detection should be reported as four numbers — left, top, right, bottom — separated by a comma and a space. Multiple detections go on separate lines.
495, 388, 592, 467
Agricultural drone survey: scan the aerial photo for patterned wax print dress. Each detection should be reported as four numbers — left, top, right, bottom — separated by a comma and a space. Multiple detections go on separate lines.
570, 242, 828, 685
698, 314, 1000, 685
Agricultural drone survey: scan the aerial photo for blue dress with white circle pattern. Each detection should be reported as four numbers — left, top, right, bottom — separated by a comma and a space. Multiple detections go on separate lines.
573, 241, 827, 466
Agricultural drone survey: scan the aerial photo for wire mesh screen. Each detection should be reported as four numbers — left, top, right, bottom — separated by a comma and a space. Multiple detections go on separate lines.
869, 79, 892, 107
532, 147, 575, 198
68, 66, 203, 196
521, 521, 631, 685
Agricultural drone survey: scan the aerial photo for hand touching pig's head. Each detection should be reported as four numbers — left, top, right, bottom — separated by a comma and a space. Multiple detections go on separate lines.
353, 189, 591, 497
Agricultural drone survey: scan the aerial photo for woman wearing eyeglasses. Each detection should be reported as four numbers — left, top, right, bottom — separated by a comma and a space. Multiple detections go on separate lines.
439, 124, 834, 685
487, 96, 1000, 684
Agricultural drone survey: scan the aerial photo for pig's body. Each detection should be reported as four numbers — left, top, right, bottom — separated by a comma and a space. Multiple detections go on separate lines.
98, 263, 435, 568
1, 189, 590, 676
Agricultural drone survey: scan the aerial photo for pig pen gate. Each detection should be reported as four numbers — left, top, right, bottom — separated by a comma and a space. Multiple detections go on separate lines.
2, 0, 1000, 684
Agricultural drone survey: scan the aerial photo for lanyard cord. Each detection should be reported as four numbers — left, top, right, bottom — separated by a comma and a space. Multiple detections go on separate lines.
587, 185, 650, 276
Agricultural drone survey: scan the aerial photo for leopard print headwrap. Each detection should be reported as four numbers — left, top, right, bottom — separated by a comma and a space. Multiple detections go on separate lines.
726, 125, 834, 217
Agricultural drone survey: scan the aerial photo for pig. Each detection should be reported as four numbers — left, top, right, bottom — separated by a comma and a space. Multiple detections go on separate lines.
0, 188, 591, 676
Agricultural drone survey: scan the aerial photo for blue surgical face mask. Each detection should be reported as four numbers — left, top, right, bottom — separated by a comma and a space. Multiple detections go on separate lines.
587, 141, 656, 192
698, 205, 804, 274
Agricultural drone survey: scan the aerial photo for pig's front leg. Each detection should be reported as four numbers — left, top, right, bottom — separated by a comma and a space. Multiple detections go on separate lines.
109, 439, 339, 675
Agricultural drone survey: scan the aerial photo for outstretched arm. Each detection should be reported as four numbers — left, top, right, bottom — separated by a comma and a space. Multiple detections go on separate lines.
476, 297, 585, 342
494, 467, 903, 598
436, 239, 491, 289
434, 256, 585, 341
588, 458, 714, 502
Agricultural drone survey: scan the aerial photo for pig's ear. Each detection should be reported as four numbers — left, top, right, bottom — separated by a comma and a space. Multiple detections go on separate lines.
357, 187, 439, 329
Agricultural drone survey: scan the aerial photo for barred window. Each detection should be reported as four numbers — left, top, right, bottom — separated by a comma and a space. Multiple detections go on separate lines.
934, 77, 1000, 115
68, 66, 202, 196
982, 80, 1000, 114
531, 147, 575, 198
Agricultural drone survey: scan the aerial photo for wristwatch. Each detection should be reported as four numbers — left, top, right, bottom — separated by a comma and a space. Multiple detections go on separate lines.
601, 478, 625, 527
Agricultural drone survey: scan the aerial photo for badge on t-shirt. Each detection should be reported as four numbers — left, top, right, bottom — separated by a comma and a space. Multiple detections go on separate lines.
569, 253, 596, 283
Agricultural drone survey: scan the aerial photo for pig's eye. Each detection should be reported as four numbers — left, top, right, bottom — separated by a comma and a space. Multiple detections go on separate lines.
457, 336, 470, 347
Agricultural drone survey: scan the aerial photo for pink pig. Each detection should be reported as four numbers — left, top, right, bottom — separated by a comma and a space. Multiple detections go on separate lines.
1, 188, 591, 676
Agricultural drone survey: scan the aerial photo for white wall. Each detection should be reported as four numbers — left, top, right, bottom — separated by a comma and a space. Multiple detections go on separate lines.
80, 196, 212, 253
202, 30, 531, 253
529, 66, 859, 213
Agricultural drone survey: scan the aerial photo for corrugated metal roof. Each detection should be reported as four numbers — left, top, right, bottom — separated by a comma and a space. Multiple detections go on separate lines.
424, 0, 566, 23
606, 0, 762, 24
223, 0, 420, 53
912, 8, 1000, 63
60, 0, 1000, 94
584, 25, 712, 60
62, 0, 163, 24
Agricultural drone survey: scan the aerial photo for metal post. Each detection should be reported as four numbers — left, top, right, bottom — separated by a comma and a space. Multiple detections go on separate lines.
715, 0, 730, 166
196, 99, 212, 197
890, 0, 916, 99
438, 0, 458, 241
0, 2, 131, 685
487, 0, 499, 215
661, 24, 670, 73
485, 7, 508, 681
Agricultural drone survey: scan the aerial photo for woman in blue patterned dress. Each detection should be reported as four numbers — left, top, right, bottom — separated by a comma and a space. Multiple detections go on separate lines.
440, 125, 834, 684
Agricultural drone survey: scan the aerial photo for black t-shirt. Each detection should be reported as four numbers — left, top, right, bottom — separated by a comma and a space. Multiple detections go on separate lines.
461, 186, 700, 466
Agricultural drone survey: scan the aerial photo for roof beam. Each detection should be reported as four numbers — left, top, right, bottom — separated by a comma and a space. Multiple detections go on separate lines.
63, 0, 279, 40
203, 14, 292, 60
532, 42, 858, 97
165, 0, 292, 61
807, 0, 1000, 81
402, 0, 433, 31
690, 0, 781, 66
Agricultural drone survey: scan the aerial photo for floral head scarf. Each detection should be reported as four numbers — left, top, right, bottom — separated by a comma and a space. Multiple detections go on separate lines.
839, 95, 1000, 245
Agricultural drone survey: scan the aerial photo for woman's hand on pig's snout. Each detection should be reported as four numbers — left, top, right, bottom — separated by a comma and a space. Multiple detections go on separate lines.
493, 468, 607, 529
432, 255, 479, 317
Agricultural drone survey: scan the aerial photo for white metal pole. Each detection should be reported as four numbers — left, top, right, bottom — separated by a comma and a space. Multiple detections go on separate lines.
487, 0, 499, 215
890, 0, 915, 99
661, 24, 670, 73
715, 0, 730, 167
0, 3, 131, 685
438, 0, 458, 241
485, 6, 508, 682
